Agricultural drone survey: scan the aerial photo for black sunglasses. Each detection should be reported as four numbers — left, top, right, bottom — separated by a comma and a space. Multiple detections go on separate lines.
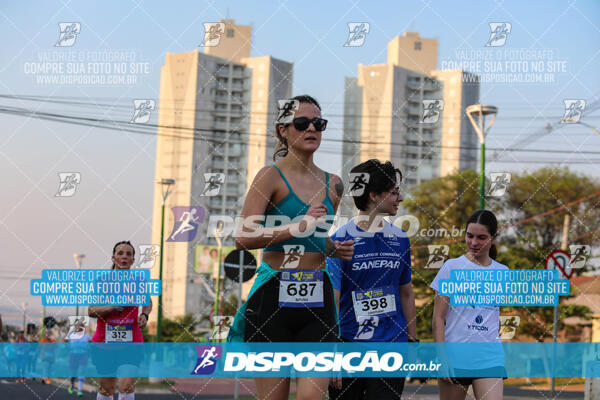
286, 117, 328, 132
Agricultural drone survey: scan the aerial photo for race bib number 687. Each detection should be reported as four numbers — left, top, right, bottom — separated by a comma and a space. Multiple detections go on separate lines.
279, 270, 324, 308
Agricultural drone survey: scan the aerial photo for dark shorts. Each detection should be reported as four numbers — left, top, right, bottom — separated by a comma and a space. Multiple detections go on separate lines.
450, 366, 507, 386
244, 272, 338, 342
90, 343, 144, 376
329, 377, 406, 400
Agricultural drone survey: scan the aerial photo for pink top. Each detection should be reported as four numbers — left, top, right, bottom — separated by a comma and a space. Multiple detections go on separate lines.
92, 306, 143, 343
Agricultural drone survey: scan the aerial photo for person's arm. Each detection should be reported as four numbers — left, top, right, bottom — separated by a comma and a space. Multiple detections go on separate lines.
432, 293, 449, 342
235, 166, 327, 250
88, 306, 117, 318
329, 174, 344, 211
326, 251, 343, 309
399, 283, 417, 340
433, 293, 454, 381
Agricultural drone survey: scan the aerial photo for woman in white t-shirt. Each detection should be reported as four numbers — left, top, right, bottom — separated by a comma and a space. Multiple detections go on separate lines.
431, 209, 507, 400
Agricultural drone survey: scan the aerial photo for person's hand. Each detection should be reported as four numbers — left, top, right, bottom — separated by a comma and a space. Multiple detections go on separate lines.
329, 375, 342, 389
300, 204, 328, 233
138, 313, 148, 329
331, 240, 354, 261
438, 363, 456, 384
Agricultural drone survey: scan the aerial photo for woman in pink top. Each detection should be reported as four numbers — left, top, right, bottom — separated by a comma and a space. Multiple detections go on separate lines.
89, 241, 152, 400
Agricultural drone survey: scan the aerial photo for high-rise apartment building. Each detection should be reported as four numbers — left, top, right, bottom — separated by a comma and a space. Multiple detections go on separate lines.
149, 19, 293, 323
340, 32, 479, 219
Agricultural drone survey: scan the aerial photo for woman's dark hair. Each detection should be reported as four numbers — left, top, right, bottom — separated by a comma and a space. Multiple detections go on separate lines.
111, 240, 135, 269
466, 210, 498, 259
349, 159, 402, 211
273, 95, 322, 161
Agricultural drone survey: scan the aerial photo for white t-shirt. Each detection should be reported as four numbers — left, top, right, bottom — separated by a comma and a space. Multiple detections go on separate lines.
431, 255, 508, 369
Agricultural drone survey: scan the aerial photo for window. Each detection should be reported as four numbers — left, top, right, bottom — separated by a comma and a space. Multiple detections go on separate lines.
414, 41, 422, 51
227, 28, 234, 38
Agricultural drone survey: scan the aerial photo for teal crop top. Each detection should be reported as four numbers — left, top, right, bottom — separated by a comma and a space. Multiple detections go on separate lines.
263, 165, 335, 253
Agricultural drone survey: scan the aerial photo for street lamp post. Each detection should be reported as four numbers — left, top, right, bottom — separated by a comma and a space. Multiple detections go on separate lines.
577, 121, 600, 137
73, 253, 85, 317
157, 178, 175, 343
466, 104, 498, 209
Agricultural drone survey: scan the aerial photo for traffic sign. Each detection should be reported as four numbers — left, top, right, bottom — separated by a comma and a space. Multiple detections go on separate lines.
223, 250, 257, 282
545, 249, 573, 280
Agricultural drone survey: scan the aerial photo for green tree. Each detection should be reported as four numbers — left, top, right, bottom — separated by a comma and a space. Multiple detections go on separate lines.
500, 167, 600, 275
401, 167, 598, 340
402, 169, 486, 338
494, 167, 599, 340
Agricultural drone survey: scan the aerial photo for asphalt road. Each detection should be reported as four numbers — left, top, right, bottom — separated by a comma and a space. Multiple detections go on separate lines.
0, 378, 584, 399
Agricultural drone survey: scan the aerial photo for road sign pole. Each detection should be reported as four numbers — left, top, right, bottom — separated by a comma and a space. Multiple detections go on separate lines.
552, 217, 570, 396
545, 246, 572, 397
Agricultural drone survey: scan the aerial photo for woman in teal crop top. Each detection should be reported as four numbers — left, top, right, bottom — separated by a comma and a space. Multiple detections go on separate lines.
262, 163, 335, 253
231, 95, 355, 400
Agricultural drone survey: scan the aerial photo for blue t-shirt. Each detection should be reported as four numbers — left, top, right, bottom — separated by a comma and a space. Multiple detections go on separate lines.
327, 219, 411, 342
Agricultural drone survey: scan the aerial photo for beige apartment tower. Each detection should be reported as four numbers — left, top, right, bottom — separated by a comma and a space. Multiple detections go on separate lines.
204, 19, 252, 64
340, 31, 479, 219
387, 31, 438, 75
149, 19, 292, 325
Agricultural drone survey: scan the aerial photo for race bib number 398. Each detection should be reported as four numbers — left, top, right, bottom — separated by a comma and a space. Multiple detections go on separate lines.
105, 324, 133, 343
352, 286, 396, 318
279, 270, 324, 308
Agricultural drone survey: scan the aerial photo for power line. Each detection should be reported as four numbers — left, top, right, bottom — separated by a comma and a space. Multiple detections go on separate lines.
2, 105, 600, 158
3, 94, 599, 122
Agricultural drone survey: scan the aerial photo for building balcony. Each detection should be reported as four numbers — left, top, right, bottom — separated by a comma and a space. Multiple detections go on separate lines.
215, 68, 230, 78
213, 120, 229, 130
227, 147, 243, 157
406, 105, 421, 115
212, 109, 230, 117
405, 145, 422, 153
225, 187, 240, 196
423, 81, 440, 91
406, 80, 421, 90
211, 160, 226, 169
212, 108, 244, 118
230, 83, 247, 91
214, 94, 229, 103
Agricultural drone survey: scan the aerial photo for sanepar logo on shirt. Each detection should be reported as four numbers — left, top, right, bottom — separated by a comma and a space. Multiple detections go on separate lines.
352, 259, 401, 271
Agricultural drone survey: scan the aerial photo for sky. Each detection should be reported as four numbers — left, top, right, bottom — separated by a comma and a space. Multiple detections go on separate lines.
1, 0, 599, 325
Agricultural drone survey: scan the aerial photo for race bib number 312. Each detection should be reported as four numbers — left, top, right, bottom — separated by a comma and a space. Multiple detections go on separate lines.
279, 270, 324, 308
105, 324, 133, 343
352, 286, 396, 318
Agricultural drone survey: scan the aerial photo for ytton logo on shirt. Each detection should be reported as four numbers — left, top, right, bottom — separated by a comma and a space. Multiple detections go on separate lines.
467, 315, 488, 332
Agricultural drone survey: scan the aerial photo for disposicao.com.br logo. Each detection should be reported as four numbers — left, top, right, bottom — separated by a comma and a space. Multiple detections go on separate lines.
223, 351, 440, 373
